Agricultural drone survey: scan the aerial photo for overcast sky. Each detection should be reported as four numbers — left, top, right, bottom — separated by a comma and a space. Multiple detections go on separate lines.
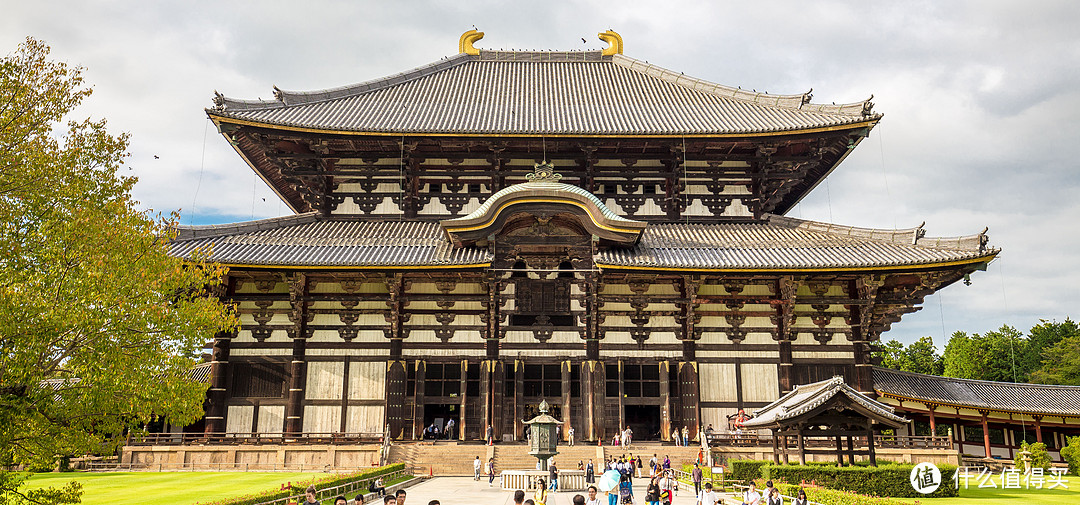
6, 1, 1079, 348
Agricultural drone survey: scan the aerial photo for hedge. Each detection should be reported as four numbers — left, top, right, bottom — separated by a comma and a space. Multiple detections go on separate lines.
729, 460, 770, 483
760, 462, 958, 498
195, 463, 408, 505
764, 481, 922, 505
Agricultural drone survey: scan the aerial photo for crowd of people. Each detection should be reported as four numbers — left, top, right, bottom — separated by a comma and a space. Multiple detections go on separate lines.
300, 486, 437, 505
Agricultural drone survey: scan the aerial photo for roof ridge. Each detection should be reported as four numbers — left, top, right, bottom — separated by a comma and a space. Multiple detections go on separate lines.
170, 212, 319, 241
611, 54, 877, 117
765, 214, 992, 252
874, 366, 1080, 391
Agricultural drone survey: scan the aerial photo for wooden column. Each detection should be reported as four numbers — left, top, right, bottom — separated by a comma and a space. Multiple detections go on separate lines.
561, 360, 572, 442
835, 435, 844, 466
771, 433, 781, 464
1034, 415, 1043, 443
776, 276, 795, 392
846, 434, 855, 465
514, 359, 524, 441
867, 420, 878, 466
385, 274, 407, 440
459, 359, 468, 440
413, 361, 426, 439
678, 360, 701, 442
204, 331, 231, 435
797, 425, 807, 465
491, 360, 505, 440
581, 360, 605, 442
386, 360, 406, 440
285, 274, 310, 435
980, 411, 992, 458
927, 404, 937, 434
617, 360, 625, 434
781, 433, 790, 464
660, 360, 672, 444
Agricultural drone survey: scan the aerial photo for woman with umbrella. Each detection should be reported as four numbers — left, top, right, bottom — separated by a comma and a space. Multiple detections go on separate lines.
598, 469, 621, 505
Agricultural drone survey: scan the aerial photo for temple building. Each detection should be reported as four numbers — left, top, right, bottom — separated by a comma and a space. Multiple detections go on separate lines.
169, 30, 998, 444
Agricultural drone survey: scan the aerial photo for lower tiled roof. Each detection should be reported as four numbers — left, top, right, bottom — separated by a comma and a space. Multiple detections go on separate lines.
169, 213, 995, 270
873, 367, 1080, 417
743, 376, 908, 428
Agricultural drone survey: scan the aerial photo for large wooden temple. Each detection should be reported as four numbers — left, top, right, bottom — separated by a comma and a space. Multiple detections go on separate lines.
170, 30, 998, 444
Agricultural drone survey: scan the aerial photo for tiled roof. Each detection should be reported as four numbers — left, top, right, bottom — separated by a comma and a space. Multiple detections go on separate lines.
209, 50, 878, 136
188, 363, 212, 384
169, 213, 995, 270
873, 367, 1080, 417
743, 376, 908, 428
462, 180, 637, 225
595, 214, 996, 270
169, 214, 493, 268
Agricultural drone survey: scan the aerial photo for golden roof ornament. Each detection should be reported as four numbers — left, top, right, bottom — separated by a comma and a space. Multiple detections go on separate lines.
459, 29, 484, 55
598, 30, 623, 56
525, 161, 562, 183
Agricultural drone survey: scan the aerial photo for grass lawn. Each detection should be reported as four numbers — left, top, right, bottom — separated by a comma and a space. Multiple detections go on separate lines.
917, 476, 1077, 504
25, 471, 330, 505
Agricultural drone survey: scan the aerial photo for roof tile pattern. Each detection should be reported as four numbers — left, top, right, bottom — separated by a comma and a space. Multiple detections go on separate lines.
743, 376, 908, 428
210, 51, 877, 135
873, 367, 1080, 417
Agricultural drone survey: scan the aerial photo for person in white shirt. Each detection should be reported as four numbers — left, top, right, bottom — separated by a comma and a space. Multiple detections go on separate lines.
473, 456, 482, 481
742, 482, 763, 505
696, 482, 719, 505
585, 485, 602, 505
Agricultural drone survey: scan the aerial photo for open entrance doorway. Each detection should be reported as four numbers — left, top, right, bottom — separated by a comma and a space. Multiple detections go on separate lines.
625, 405, 662, 441
422, 404, 459, 439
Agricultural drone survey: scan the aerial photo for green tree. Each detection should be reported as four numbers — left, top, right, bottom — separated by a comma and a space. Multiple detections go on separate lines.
1028, 334, 1080, 386
0, 38, 236, 504
1062, 436, 1080, 476
873, 339, 905, 370
942, 326, 1024, 382
1021, 319, 1080, 382
874, 337, 943, 375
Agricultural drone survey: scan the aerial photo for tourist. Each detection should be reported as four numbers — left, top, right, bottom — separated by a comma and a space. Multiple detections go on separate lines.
612, 433, 620, 446
427, 501, 440, 505
672, 428, 681, 446
549, 460, 559, 491
649, 454, 657, 477
534, 478, 549, 505
792, 489, 808, 505
606, 485, 618, 505
705, 424, 714, 436
586, 459, 595, 483
766, 487, 783, 505
514, 490, 526, 504
334, 496, 347, 505
626, 426, 634, 447
486, 424, 494, 445
394, 489, 407, 505
304, 486, 320, 504
682, 426, 689, 447
569, 425, 575, 446
354, 494, 364, 505
382, 497, 395, 505
645, 475, 661, 505
697, 482, 719, 505
692, 462, 703, 495
763, 480, 774, 500
659, 470, 676, 505
662, 455, 671, 470
474, 455, 482, 480
488, 457, 496, 486
586, 485, 602, 505
636, 454, 643, 478
556, 425, 562, 445
742, 482, 762, 505
618, 474, 633, 504
573, 495, 586, 505
525, 500, 535, 505
578, 460, 584, 471
370, 477, 385, 497
445, 418, 455, 440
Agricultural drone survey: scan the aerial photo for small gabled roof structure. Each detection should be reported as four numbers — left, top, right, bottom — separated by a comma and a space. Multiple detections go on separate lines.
744, 376, 909, 430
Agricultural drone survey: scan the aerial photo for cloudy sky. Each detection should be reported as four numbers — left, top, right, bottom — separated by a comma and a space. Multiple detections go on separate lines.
6, 1, 1079, 348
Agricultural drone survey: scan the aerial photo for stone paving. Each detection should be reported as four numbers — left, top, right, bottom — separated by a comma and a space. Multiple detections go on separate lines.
383, 476, 719, 505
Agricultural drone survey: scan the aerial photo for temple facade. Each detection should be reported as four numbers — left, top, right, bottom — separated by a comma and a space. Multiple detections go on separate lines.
170, 30, 997, 444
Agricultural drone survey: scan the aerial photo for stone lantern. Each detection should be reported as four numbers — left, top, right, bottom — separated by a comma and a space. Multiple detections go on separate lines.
523, 399, 562, 471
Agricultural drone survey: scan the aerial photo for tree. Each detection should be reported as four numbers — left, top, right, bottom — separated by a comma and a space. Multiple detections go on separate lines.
1022, 319, 1080, 382
874, 337, 943, 375
873, 339, 905, 370
942, 326, 1024, 382
0, 38, 236, 504
1028, 334, 1080, 386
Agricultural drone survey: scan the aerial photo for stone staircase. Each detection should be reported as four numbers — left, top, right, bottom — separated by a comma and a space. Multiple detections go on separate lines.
388, 442, 491, 476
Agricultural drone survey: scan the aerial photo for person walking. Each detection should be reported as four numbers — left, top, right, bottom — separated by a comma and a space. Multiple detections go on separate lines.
486, 424, 494, 445
473, 455, 482, 481
697, 483, 719, 505
662, 455, 670, 470
304, 485, 320, 504
682, 426, 689, 447
617, 474, 633, 504
672, 428, 681, 446
791, 489, 808, 505
659, 471, 676, 505
691, 462, 703, 496
586, 486, 602, 505
742, 482, 763, 505
766, 487, 783, 505
568, 425, 575, 446
445, 418, 455, 440
487, 458, 496, 486
549, 460, 559, 492
585, 459, 595, 484
534, 478, 549, 505
645, 475, 661, 505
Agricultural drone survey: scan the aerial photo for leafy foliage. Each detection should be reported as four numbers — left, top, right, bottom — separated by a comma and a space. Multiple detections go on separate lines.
0, 38, 236, 504
728, 459, 770, 483
193, 464, 408, 505
1028, 331, 1080, 385
875, 336, 943, 375
760, 463, 958, 498
1062, 436, 1080, 476
1013, 441, 1051, 473
766, 481, 922, 505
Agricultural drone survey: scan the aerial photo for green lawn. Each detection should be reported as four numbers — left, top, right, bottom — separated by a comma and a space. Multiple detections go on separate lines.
25, 472, 330, 505
927, 477, 1078, 504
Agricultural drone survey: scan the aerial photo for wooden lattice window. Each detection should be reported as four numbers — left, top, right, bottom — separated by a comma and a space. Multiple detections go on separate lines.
230, 362, 287, 398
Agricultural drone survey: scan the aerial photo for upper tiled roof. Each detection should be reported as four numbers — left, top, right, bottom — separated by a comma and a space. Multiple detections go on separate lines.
595, 214, 996, 271
208, 50, 878, 136
874, 367, 1080, 417
743, 376, 908, 428
169, 213, 995, 270
169, 214, 493, 268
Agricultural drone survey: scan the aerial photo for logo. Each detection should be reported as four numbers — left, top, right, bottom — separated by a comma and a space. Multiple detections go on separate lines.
910, 462, 942, 494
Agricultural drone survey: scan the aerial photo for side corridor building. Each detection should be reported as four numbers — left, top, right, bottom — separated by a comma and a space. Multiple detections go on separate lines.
169, 31, 997, 444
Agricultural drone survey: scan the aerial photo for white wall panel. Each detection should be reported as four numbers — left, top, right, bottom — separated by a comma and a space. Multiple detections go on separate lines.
305, 361, 345, 400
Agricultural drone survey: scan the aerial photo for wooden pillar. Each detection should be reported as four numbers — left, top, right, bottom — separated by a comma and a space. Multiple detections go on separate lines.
386, 360, 406, 440
459, 359, 468, 440
772, 433, 781, 464
514, 359, 524, 440
980, 411, 992, 458
580, 360, 605, 442
413, 361, 426, 439
617, 360, 625, 433
835, 435, 844, 466
866, 420, 877, 466
678, 360, 701, 441
385, 274, 406, 440
781, 433, 790, 464
776, 276, 795, 392
797, 425, 806, 465
1034, 416, 1043, 443
660, 360, 672, 443
846, 434, 855, 465
927, 405, 937, 434
561, 360, 572, 442
285, 337, 306, 435
204, 331, 231, 435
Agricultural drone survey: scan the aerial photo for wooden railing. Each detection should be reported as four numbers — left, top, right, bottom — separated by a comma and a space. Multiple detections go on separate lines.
705, 433, 951, 450
127, 432, 384, 446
